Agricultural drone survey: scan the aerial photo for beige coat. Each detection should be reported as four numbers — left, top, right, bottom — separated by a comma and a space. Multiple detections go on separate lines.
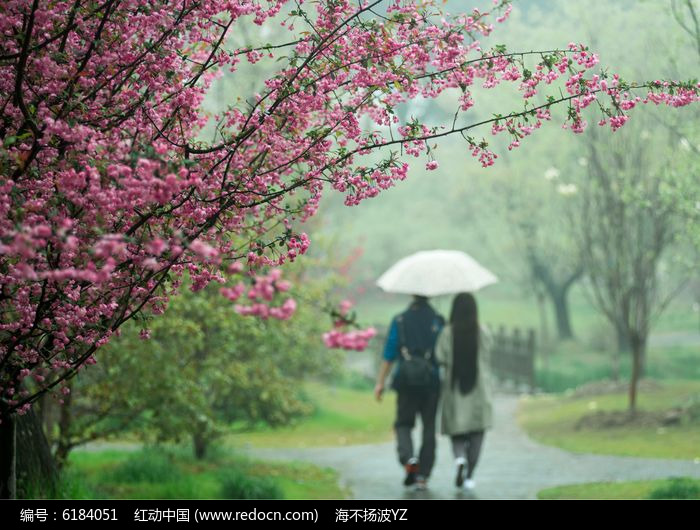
435, 324, 493, 435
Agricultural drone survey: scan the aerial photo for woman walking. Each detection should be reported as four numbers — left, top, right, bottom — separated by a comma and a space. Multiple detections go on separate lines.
435, 292, 493, 489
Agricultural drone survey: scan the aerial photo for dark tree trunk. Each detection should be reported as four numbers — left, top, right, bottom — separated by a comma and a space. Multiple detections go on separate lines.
0, 411, 17, 499
16, 408, 58, 498
54, 388, 74, 471
616, 326, 646, 378
611, 325, 632, 382
529, 256, 581, 341
628, 336, 644, 415
536, 289, 550, 373
616, 326, 631, 353
193, 431, 208, 460
552, 289, 574, 340
611, 349, 620, 382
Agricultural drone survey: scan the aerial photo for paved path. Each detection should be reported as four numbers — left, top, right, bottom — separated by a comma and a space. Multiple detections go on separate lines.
248, 394, 700, 499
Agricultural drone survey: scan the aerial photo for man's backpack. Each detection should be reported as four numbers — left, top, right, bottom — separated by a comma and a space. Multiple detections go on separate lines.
393, 314, 439, 391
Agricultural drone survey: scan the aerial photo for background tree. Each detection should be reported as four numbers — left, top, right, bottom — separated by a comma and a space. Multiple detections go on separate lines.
668, 0, 700, 252
576, 124, 685, 413
502, 163, 583, 342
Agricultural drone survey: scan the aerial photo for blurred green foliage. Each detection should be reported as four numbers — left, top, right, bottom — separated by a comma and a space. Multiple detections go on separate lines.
217, 468, 283, 500
647, 477, 700, 499
538, 477, 700, 500
108, 448, 183, 484
52, 263, 344, 461
64, 447, 346, 500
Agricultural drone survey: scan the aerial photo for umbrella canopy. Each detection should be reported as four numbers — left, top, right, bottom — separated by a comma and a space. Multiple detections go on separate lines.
376, 250, 497, 297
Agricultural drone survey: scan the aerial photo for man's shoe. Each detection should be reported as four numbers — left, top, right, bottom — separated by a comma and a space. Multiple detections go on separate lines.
414, 476, 428, 491
403, 458, 419, 486
464, 479, 476, 490
455, 457, 466, 488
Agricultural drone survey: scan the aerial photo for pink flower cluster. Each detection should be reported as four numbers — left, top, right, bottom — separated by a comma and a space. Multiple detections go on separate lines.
235, 298, 297, 320
232, 269, 296, 320
322, 298, 377, 351
480, 43, 700, 152
323, 328, 377, 351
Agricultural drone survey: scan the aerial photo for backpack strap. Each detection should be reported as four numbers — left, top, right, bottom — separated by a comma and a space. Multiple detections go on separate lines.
396, 315, 411, 360
397, 314, 432, 361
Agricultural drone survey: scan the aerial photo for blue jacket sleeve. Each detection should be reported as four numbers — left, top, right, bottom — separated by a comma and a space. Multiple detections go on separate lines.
382, 318, 400, 363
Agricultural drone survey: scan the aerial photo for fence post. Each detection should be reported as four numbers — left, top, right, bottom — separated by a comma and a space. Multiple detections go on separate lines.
513, 328, 522, 389
487, 324, 536, 394
527, 328, 536, 393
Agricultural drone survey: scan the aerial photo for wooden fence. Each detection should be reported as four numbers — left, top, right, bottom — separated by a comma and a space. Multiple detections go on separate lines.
488, 326, 536, 393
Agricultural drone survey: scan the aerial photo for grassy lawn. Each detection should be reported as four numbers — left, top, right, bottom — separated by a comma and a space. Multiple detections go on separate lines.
538, 477, 700, 500
518, 380, 700, 460
225, 382, 395, 449
65, 447, 347, 500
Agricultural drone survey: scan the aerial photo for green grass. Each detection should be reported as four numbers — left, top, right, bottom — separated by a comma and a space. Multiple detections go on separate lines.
535, 341, 613, 392
59, 381, 388, 500
225, 382, 395, 448
65, 446, 347, 500
218, 467, 283, 500
538, 477, 700, 500
518, 380, 700, 460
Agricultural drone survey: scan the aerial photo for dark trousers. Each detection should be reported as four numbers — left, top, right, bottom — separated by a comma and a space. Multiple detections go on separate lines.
395, 390, 439, 478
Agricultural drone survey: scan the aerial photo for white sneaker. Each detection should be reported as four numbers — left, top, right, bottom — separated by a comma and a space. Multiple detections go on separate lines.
414, 475, 428, 491
464, 479, 476, 489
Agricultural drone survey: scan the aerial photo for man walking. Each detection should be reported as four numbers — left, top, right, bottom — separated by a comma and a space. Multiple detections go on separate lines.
374, 295, 444, 490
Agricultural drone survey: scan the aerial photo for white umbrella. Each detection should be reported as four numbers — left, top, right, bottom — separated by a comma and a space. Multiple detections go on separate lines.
376, 250, 497, 297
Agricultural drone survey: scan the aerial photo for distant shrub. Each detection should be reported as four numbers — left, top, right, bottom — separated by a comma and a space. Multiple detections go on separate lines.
681, 394, 700, 424
57, 469, 101, 500
648, 478, 700, 500
335, 371, 375, 391
19, 468, 98, 500
109, 449, 182, 484
218, 468, 283, 500
536, 365, 612, 393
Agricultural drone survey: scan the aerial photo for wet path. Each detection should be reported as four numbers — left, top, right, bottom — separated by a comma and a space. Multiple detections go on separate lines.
248, 394, 700, 499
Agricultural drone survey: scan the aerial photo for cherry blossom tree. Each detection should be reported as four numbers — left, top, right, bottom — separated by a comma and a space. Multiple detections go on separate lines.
1, 0, 698, 497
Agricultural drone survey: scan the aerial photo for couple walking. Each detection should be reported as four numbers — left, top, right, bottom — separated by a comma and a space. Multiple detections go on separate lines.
374, 293, 492, 491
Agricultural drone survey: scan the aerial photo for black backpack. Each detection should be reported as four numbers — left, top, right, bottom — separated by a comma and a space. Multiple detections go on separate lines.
393, 313, 442, 391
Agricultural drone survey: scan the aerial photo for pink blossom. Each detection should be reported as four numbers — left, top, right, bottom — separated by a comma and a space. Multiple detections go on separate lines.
189, 239, 220, 263
147, 238, 168, 256
323, 328, 377, 351
609, 115, 629, 131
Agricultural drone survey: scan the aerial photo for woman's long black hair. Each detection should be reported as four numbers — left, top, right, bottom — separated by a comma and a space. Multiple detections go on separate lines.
450, 292, 479, 394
